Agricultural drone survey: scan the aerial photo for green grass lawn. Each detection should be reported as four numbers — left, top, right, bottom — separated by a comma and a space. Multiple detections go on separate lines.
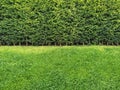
0, 46, 120, 90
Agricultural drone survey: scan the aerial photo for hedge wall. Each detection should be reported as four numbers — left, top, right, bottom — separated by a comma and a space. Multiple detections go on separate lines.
0, 0, 120, 45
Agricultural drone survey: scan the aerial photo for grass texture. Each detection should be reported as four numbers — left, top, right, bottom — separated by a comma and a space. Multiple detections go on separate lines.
0, 46, 120, 90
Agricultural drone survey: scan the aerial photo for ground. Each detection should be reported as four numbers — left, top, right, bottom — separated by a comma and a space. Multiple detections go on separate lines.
0, 46, 120, 90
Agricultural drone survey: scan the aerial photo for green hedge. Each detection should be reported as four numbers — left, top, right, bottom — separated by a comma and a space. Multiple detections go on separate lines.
0, 0, 120, 45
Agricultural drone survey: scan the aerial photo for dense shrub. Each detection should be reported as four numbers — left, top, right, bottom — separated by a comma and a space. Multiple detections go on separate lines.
0, 0, 120, 45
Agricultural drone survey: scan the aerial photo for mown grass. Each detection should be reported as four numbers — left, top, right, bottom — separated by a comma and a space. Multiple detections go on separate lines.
0, 46, 120, 90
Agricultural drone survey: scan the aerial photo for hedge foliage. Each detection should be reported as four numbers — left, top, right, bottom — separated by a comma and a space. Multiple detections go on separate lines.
0, 0, 120, 45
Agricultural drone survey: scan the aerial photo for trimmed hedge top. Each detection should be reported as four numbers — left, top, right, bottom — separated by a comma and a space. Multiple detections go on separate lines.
0, 0, 120, 45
